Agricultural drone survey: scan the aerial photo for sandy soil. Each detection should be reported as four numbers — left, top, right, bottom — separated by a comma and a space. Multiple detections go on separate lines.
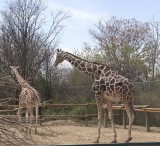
27, 120, 160, 145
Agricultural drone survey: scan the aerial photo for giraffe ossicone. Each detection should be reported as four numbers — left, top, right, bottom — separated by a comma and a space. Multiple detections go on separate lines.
10, 66, 41, 134
54, 49, 135, 143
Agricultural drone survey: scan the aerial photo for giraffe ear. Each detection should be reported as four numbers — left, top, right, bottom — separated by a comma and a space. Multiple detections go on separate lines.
15, 66, 19, 69
57, 49, 62, 52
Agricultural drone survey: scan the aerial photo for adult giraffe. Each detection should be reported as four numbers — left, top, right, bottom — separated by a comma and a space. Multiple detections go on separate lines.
10, 66, 41, 134
54, 49, 135, 143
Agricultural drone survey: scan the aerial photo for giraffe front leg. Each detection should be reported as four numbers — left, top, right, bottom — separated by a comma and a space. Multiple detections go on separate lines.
35, 105, 39, 134
106, 100, 117, 143
94, 92, 103, 143
124, 101, 135, 142
25, 109, 29, 133
28, 107, 34, 134
17, 106, 22, 122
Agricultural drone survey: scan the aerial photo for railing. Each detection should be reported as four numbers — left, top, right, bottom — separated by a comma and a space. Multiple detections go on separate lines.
0, 103, 160, 132
0, 103, 97, 126
103, 104, 151, 131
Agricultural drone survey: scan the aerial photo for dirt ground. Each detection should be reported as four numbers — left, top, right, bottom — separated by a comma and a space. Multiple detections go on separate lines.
25, 120, 160, 145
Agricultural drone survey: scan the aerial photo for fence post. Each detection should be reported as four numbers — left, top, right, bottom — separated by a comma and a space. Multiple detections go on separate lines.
85, 104, 88, 126
103, 108, 107, 127
123, 110, 126, 129
39, 106, 42, 126
146, 112, 150, 132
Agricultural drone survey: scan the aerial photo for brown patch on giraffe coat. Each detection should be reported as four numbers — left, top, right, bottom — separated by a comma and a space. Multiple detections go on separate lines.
105, 70, 112, 77
74, 62, 79, 67
67, 57, 72, 62
87, 68, 92, 72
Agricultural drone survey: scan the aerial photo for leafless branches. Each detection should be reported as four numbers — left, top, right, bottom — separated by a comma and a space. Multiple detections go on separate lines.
87, 16, 159, 81
0, 116, 34, 145
0, 0, 70, 82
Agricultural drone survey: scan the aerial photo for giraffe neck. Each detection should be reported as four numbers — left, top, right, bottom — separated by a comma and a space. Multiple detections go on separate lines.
13, 70, 30, 87
64, 52, 110, 78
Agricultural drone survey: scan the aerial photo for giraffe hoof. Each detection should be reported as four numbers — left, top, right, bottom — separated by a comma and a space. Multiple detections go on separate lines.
93, 140, 99, 143
110, 139, 117, 143
125, 137, 132, 142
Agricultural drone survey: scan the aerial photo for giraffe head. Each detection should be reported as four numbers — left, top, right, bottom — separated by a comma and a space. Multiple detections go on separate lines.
54, 49, 65, 67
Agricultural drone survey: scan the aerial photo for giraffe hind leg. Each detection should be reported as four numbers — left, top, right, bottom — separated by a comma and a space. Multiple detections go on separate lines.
106, 100, 117, 143
25, 109, 29, 133
124, 102, 135, 142
17, 106, 22, 122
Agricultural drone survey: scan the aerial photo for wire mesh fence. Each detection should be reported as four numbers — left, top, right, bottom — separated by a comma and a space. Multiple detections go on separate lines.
134, 80, 160, 126
54, 80, 160, 126
134, 80, 160, 107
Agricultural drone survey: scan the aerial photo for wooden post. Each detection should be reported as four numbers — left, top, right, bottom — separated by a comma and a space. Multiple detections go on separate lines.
118, 110, 120, 125
39, 106, 42, 126
103, 108, 107, 128
146, 112, 150, 132
123, 110, 126, 129
85, 104, 88, 126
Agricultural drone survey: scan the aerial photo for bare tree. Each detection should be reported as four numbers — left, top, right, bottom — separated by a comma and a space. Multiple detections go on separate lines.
144, 20, 160, 80
89, 16, 151, 81
0, 0, 69, 81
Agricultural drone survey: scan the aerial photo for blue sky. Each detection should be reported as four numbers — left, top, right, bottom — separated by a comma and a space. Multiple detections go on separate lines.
1, 0, 160, 52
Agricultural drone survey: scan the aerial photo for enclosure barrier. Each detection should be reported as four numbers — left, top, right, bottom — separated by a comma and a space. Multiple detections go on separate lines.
0, 102, 160, 132
58, 142, 160, 146
103, 104, 152, 132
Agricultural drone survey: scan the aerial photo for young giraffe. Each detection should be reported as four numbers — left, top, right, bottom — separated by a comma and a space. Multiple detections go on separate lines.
10, 66, 41, 134
54, 49, 135, 143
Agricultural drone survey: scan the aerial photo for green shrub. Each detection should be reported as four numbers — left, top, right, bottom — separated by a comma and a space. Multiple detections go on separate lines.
70, 106, 86, 115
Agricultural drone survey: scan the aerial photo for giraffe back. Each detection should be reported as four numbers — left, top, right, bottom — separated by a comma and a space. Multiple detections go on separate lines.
19, 87, 40, 106
93, 69, 135, 103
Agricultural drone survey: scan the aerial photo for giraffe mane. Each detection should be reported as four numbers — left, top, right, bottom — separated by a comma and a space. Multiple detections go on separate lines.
65, 51, 110, 68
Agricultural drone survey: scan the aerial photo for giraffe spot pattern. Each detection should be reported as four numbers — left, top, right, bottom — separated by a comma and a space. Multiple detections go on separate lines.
92, 70, 135, 103
55, 50, 135, 104
54, 50, 135, 143
19, 88, 40, 106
